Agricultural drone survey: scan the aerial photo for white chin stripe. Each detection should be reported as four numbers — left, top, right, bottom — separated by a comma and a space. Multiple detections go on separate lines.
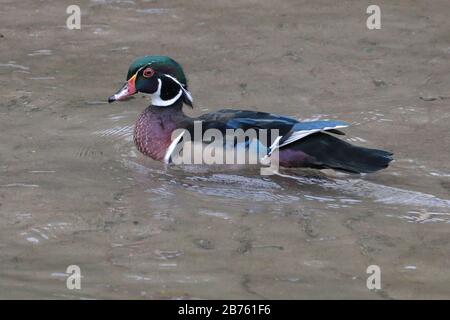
151, 78, 183, 107
163, 74, 193, 105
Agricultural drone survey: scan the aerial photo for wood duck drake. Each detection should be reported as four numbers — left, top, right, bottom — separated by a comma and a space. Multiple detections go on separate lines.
108, 56, 393, 173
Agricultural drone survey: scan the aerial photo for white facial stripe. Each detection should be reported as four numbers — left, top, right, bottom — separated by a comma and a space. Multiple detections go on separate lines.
131, 66, 146, 79
151, 78, 183, 107
164, 74, 193, 104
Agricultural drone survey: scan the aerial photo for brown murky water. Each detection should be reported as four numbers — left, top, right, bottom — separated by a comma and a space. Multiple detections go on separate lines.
1, 0, 450, 299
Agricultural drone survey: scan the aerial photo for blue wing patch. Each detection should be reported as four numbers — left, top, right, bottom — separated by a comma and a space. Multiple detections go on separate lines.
291, 120, 348, 131
226, 117, 297, 130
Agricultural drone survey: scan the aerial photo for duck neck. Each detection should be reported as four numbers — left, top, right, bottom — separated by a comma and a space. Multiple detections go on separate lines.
133, 100, 189, 161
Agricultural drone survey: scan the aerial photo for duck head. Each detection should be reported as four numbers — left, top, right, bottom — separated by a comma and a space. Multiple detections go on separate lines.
108, 55, 193, 107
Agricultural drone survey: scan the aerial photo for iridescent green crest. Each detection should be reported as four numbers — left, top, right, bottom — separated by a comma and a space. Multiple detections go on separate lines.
127, 55, 188, 87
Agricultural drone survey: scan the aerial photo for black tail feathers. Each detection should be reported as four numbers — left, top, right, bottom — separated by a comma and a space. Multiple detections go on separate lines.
297, 132, 393, 174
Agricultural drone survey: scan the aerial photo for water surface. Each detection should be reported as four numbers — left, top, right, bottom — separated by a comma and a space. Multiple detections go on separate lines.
1, 0, 450, 299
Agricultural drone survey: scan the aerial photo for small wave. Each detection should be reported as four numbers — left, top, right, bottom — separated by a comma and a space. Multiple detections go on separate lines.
276, 172, 450, 209
93, 125, 134, 139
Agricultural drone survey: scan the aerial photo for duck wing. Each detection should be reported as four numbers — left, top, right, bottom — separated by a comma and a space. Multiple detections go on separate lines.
277, 120, 348, 147
196, 109, 298, 136
193, 109, 347, 147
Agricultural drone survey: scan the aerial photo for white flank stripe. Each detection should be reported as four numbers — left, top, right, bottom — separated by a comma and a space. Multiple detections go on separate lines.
164, 131, 185, 164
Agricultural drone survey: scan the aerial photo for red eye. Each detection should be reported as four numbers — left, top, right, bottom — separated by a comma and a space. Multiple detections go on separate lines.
143, 67, 155, 78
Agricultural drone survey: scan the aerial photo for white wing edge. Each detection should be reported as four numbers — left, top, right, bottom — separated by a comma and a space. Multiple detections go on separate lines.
267, 125, 348, 156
